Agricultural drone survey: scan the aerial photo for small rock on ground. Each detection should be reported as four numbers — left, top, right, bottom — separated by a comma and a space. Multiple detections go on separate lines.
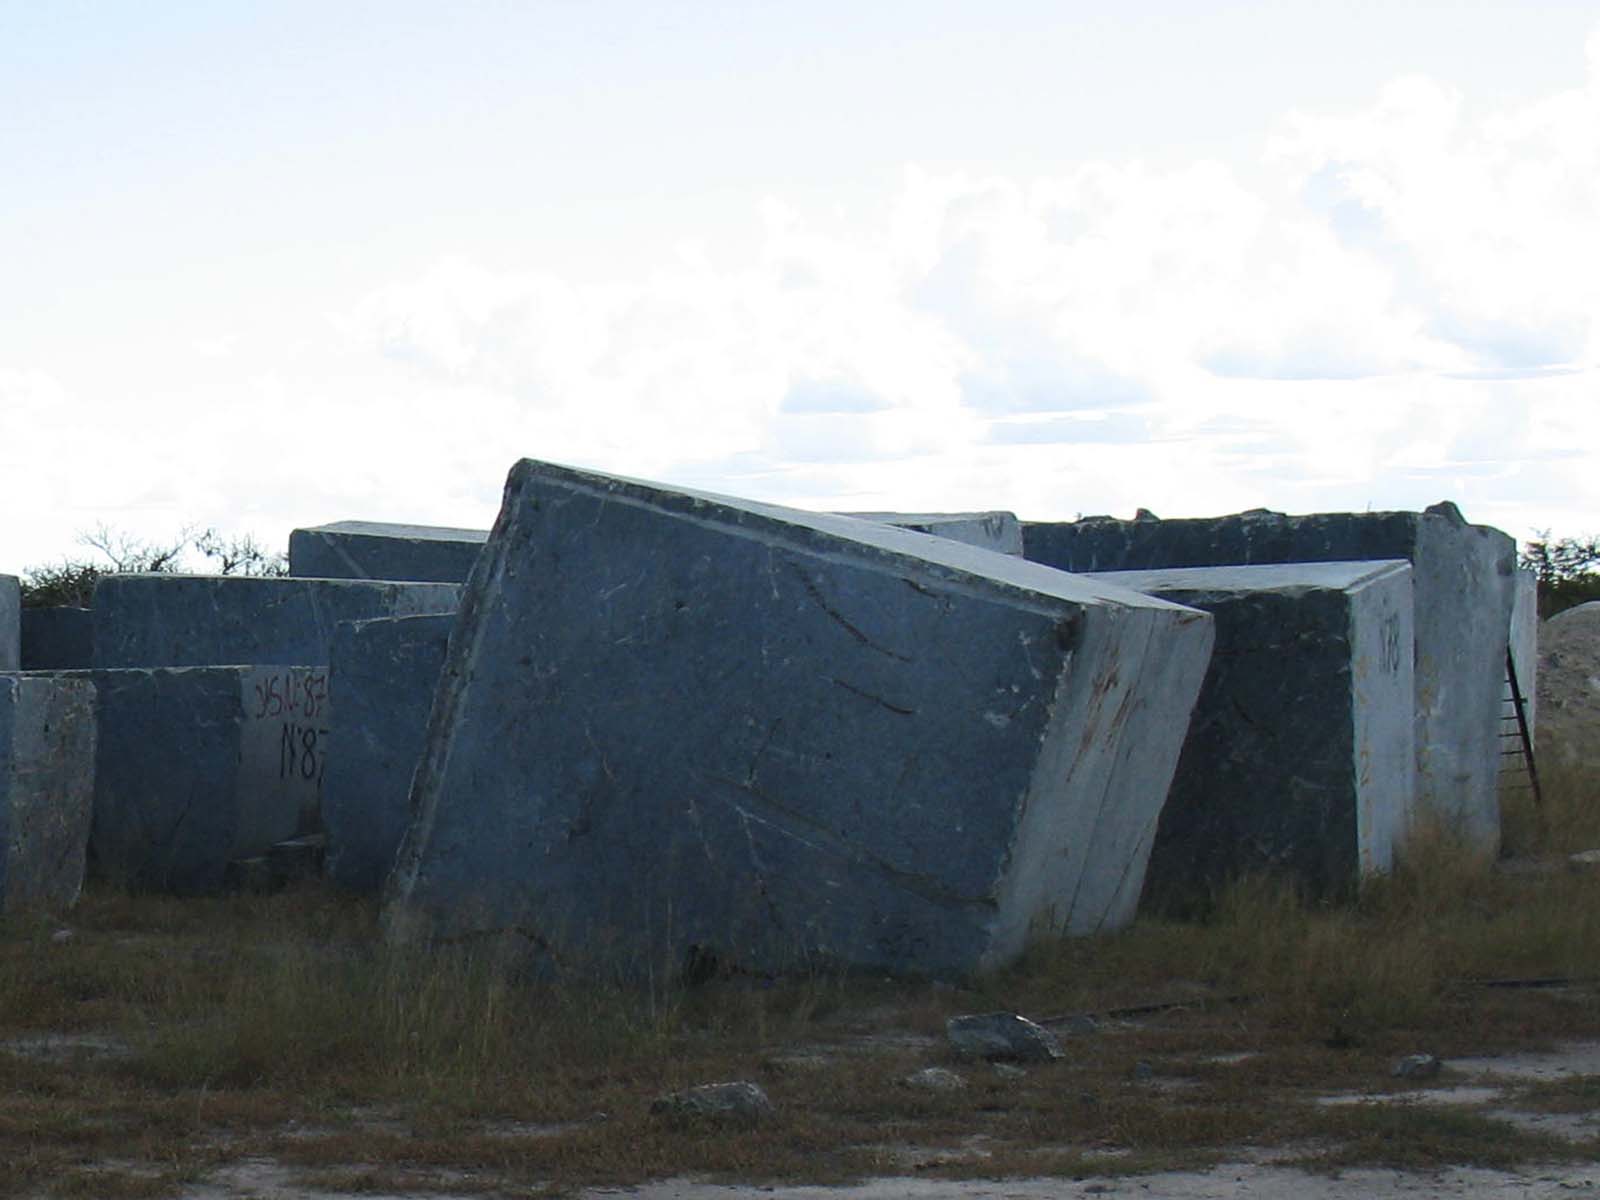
946, 1013, 1064, 1063
1392, 1053, 1442, 1079
650, 1081, 774, 1124
902, 1067, 966, 1091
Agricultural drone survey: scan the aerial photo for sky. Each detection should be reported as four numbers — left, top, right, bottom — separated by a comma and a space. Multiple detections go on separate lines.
2, 0, 1597, 571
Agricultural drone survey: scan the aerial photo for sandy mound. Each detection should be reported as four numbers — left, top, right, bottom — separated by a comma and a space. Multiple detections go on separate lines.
1536, 601, 1600, 769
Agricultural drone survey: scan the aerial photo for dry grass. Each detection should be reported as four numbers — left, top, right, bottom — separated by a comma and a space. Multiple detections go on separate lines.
4, 774, 1600, 1197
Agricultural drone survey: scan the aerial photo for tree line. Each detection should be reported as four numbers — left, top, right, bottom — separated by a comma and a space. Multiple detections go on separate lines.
18, 526, 286, 608
1520, 533, 1600, 619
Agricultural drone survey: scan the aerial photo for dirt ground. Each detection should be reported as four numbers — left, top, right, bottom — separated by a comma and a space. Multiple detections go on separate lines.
27, 1041, 1599, 1200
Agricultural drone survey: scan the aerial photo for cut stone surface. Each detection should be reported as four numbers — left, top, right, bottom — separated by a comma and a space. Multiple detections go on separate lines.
0, 576, 18, 671
844, 512, 1024, 556
289, 520, 490, 583
946, 1013, 1065, 1062
1085, 561, 1415, 906
1509, 570, 1538, 734
1537, 602, 1600, 772
0, 674, 97, 912
60, 666, 329, 893
1025, 502, 1516, 850
384, 459, 1214, 978
93, 575, 461, 669
324, 613, 454, 893
21, 607, 93, 670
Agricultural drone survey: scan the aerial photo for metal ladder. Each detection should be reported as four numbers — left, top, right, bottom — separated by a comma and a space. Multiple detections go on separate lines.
1499, 647, 1542, 807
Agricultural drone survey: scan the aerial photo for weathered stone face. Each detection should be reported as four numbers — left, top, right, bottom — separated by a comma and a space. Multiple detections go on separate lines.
1025, 503, 1515, 851
1537, 602, 1600, 773
289, 521, 490, 583
92, 575, 461, 669
324, 613, 454, 893
0, 575, 19, 672
62, 666, 329, 893
383, 459, 1214, 979
0, 674, 97, 913
1087, 561, 1415, 908
843, 512, 1024, 556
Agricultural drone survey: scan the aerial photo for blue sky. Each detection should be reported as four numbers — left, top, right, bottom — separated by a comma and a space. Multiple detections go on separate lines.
2, 1, 1597, 568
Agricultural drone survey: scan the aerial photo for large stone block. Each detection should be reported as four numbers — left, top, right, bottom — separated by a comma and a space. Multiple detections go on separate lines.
93, 575, 461, 669
1024, 503, 1515, 849
0, 674, 97, 912
844, 512, 1024, 556
289, 521, 489, 583
0, 575, 19, 671
21, 607, 94, 670
324, 613, 454, 893
64, 666, 330, 893
384, 459, 1214, 978
1086, 561, 1415, 907
1537, 602, 1600, 772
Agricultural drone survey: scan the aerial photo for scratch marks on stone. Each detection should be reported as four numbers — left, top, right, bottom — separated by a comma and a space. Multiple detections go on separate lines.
831, 677, 916, 716
745, 718, 782, 786
703, 772, 990, 910
786, 562, 911, 662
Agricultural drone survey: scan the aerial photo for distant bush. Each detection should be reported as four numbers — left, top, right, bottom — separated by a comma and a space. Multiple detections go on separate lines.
19, 524, 287, 608
1520, 532, 1600, 619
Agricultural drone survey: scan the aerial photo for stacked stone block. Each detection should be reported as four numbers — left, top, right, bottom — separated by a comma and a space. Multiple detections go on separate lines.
324, 614, 454, 892
289, 521, 491, 584
0, 674, 97, 912
93, 575, 461, 669
1087, 561, 1415, 907
1024, 502, 1516, 850
64, 666, 329, 893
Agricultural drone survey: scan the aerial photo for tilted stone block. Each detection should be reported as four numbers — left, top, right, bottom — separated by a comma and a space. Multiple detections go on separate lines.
324, 613, 454, 893
0, 674, 97, 912
843, 512, 1024, 556
65, 666, 330, 893
1086, 561, 1415, 907
289, 521, 490, 583
21, 607, 94, 670
0, 575, 19, 672
93, 575, 461, 669
1024, 503, 1515, 850
383, 459, 1214, 978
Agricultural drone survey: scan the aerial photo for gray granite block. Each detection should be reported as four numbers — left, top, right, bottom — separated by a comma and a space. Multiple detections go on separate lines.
383, 459, 1214, 978
0, 674, 97, 912
290, 521, 490, 583
843, 512, 1024, 556
93, 575, 461, 669
1025, 503, 1515, 850
324, 613, 454, 893
63, 666, 329, 893
0, 575, 18, 671
1086, 561, 1415, 907
21, 607, 94, 670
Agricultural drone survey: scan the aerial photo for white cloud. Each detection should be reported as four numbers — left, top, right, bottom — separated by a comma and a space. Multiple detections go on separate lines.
333, 38, 1599, 539
7, 29, 1599, 571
